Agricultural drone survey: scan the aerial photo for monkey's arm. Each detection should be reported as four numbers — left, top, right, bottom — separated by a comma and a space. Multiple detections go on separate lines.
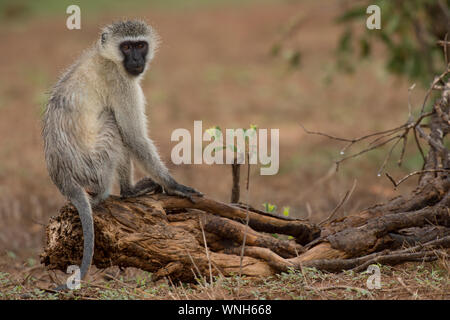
117, 151, 163, 197
113, 106, 201, 199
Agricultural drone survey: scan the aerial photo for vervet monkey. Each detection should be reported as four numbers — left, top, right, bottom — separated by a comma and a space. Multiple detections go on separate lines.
42, 20, 202, 289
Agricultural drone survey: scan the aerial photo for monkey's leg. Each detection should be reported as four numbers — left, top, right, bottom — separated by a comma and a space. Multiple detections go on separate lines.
89, 162, 115, 207
118, 152, 163, 198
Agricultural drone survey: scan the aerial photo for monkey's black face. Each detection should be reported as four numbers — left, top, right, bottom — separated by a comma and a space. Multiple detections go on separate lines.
120, 41, 148, 76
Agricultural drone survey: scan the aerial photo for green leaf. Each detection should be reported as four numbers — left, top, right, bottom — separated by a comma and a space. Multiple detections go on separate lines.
337, 29, 353, 54
206, 126, 222, 139
289, 51, 301, 68
334, 0, 442, 87
227, 144, 238, 152
384, 14, 400, 35
213, 146, 225, 152
271, 43, 281, 57
359, 38, 371, 58
283, 207, 290, 217
263, 202, 277, 213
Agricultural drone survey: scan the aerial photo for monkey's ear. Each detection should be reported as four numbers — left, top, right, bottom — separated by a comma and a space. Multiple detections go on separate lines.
101, 32, 107, 45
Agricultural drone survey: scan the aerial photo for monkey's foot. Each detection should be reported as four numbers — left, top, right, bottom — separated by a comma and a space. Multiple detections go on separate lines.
121, 178, 163, 198
164, 182, 203, 203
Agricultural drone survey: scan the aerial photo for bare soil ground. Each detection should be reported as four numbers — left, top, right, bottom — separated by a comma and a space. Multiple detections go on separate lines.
0, 0, 447, 299
1, 256, 448, 300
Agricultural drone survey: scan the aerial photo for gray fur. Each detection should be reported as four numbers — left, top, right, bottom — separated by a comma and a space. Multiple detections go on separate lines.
105, 20, 151, 38
42, 20, 201, 289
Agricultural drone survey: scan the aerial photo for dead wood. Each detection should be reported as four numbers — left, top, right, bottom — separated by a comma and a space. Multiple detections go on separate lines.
40, 195, 317, 282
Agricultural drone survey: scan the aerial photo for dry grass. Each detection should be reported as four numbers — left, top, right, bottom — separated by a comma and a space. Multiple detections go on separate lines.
0, 251, 448, 300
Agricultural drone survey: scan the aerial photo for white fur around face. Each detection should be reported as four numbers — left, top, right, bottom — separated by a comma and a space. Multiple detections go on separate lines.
98, 37, 125, 63
98, 33, 157, 65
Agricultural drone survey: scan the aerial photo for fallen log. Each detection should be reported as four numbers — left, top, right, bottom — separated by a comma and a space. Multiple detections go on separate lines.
40, 194, 319, 282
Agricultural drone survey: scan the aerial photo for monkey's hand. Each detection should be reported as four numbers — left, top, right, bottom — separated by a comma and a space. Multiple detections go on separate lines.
164, 182, 203, 203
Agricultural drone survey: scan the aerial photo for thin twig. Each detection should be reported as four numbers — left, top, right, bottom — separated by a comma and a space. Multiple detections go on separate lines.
319, 179, 357, 226
199, 218, 213, 285
396, 277, 420, 299
385, 169, 450, 188
407, 83, 416, 119
336, 135, 402, 171
420, 69, 450, 115
397, 134, 408, 167
184, 247, 203, 282
377, 133, 405, 176
237, 151, 251, 298
413, 127, 426, 162
368, 128, 404, 147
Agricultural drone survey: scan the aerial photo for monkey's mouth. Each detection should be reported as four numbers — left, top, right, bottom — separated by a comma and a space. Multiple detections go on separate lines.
127, 66, 144, 75
123, 61, 145, 75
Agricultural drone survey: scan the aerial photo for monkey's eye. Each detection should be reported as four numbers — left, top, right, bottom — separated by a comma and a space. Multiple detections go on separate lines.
137, 43, 145, 49
122, 44, 130, 51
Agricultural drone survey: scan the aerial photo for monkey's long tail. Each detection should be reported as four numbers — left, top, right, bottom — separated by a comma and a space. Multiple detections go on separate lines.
77, 194, 94, 281
55, 185, 94, 291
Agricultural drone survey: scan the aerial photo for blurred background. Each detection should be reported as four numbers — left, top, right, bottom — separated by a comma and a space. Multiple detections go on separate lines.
0, 0, 446, 264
